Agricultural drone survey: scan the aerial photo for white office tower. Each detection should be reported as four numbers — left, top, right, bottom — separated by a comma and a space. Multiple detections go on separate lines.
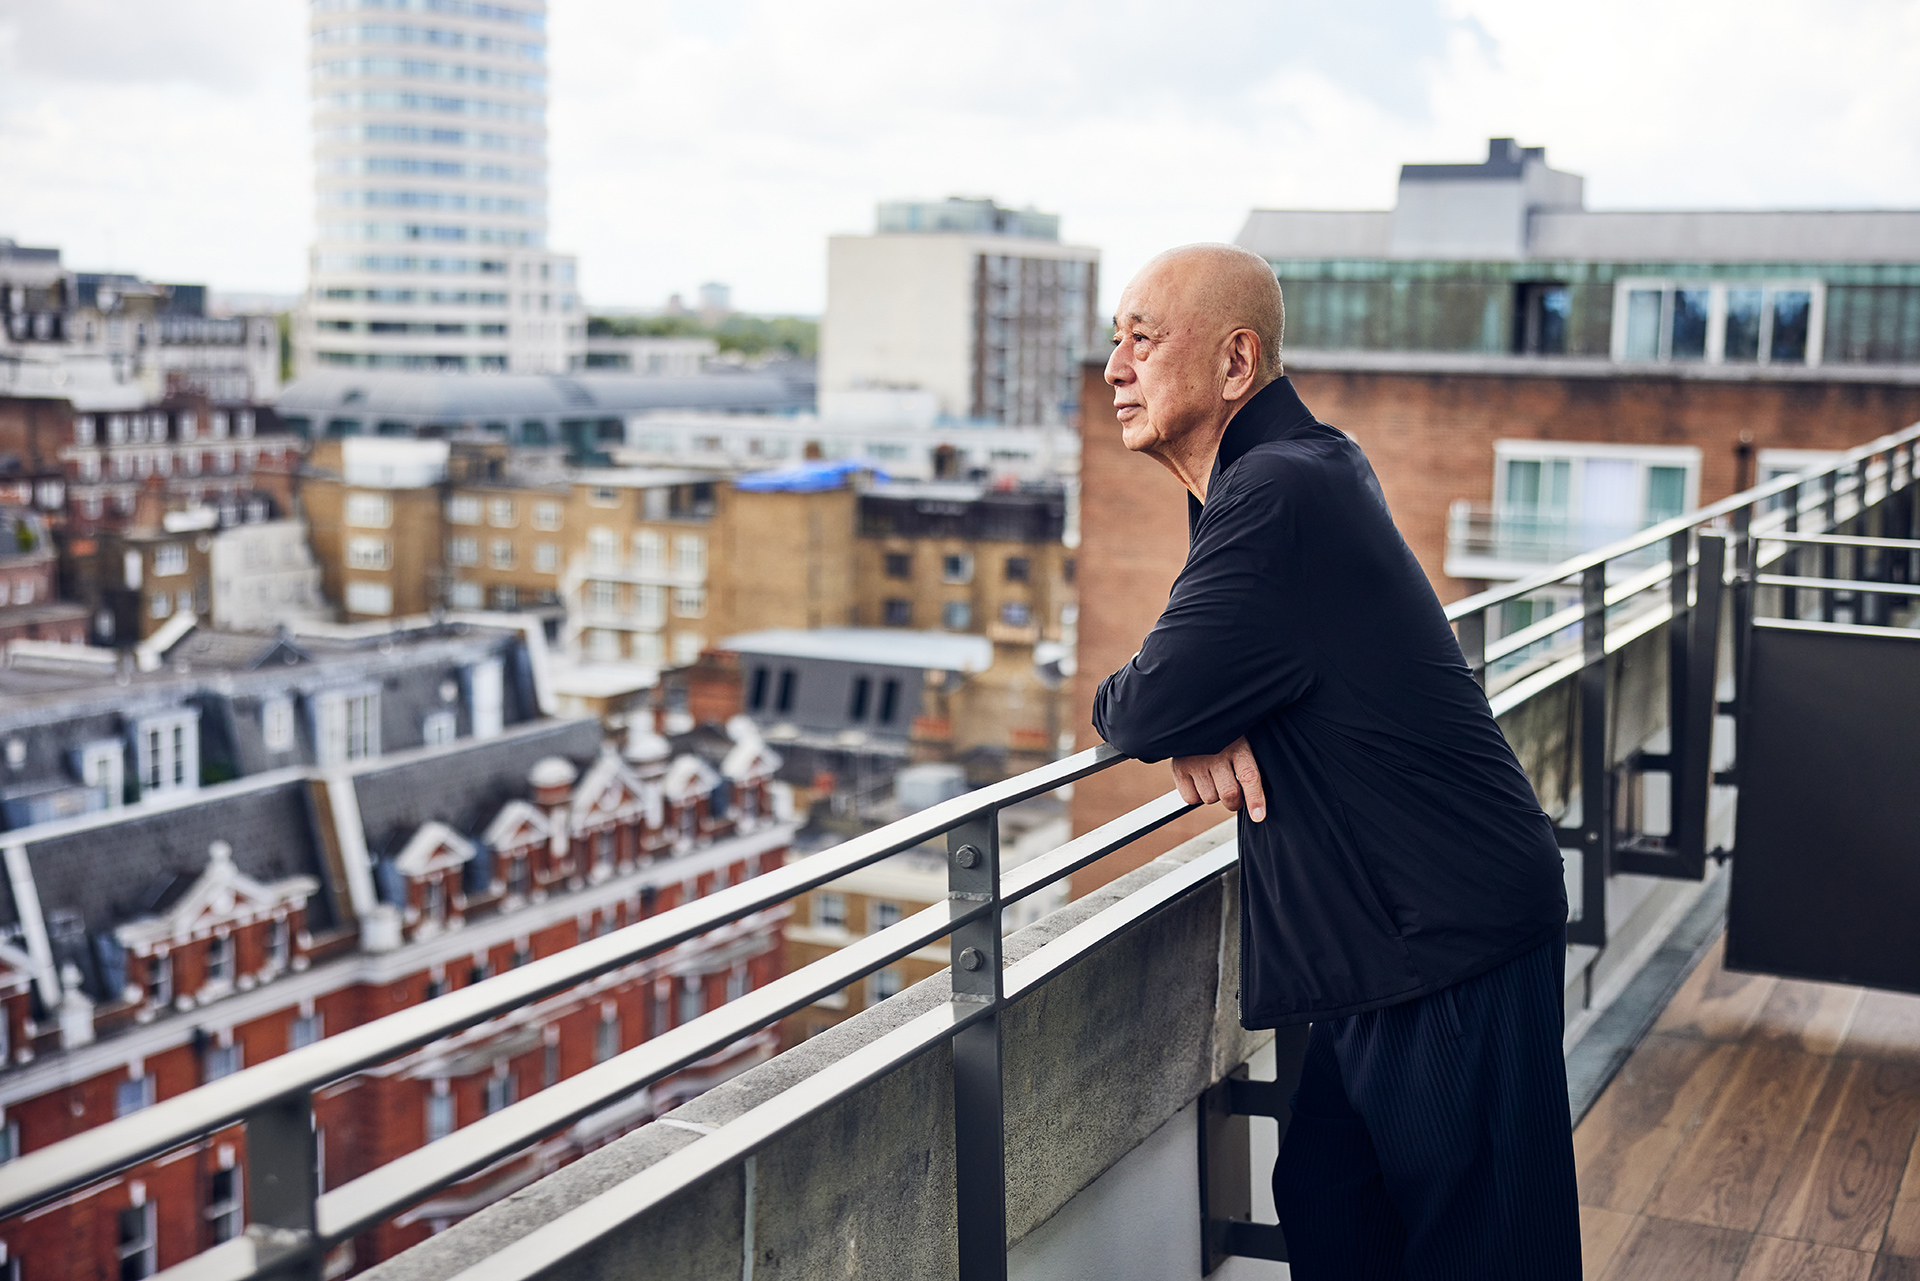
820, 198, 1100, 427
299, 0, 583, 375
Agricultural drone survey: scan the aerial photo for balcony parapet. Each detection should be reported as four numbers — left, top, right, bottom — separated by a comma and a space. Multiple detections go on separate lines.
359, 821, 1265, 1280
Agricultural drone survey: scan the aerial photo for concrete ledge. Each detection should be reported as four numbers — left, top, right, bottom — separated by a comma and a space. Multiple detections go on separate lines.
363, 820, 1257, 1281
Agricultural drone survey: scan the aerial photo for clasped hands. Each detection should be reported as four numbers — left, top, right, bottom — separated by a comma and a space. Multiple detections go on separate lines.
1170, 736, 1267, 823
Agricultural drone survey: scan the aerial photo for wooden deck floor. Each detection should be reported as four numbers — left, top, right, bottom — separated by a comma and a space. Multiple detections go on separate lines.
1576, 934, 1920, 1280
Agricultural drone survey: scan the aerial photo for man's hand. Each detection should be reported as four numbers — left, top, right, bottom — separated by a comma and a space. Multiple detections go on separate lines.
1170, 736, 1267, 822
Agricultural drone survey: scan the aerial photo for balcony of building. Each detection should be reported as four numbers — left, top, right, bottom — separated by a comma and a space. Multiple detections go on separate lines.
2, 423, 1918, 1279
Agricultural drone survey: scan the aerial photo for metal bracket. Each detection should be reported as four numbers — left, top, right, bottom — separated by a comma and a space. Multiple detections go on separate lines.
1199, 1026, 1309, 1273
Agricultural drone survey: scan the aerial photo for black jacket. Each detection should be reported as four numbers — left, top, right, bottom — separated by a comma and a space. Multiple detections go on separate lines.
1092, 377, 1566, 1027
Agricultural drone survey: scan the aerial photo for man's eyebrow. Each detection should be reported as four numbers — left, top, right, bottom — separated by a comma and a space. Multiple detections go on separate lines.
1112, 310, 1155, 330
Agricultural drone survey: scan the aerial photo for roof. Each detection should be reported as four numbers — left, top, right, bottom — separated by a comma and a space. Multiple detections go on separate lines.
351, 718, 604, 852
276, 371, 807, 421
735, 461, 883, 493
723, 628, 994, 673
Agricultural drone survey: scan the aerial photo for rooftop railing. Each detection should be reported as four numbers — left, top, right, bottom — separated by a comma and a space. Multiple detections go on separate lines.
1, 416, 1916, 1281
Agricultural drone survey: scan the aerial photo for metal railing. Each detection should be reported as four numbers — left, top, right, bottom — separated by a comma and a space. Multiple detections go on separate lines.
1, 417, 1916, 1281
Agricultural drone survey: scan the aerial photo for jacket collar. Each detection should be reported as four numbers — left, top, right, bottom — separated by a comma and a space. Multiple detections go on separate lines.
1189, 375, 1319, 533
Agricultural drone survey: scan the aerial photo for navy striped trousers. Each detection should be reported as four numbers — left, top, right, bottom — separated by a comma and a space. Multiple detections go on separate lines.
1270, 935, 1581, 1280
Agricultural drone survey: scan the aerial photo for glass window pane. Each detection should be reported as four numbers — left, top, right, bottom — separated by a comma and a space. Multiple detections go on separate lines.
1725, 289, 1762, 362
1625, 290, 1663, 360
1770, 290, 1812, 363
1670, 289, 1710, 360
1646, 466, 1687, 523
1505, 459, 1542, 509
1545, 460, 1572, 513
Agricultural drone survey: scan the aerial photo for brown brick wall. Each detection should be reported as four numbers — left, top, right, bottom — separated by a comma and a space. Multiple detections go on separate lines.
1068, 359, 1920, 894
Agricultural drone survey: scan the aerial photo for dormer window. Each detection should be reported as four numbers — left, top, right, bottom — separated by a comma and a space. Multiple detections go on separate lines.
206, 936, 233, 986
425, 879, 446, 925
267, 919, 290, 971
133, 710, 199, 797
147, 953, 172, 1006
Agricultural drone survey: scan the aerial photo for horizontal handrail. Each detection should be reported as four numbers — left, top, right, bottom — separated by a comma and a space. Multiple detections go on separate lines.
0, 744, 1129, 1220
1756, 574, 1920, 598
1765, 532, 1920, 551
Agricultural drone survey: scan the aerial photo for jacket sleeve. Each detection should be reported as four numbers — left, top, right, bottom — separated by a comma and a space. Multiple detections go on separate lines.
1091, 466, 1314, 762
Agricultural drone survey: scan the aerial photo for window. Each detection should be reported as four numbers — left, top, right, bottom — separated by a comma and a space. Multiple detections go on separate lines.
423, 710, 457, 745
268, 918, 291, 970
206, 935, 234, 986
544, 1039, 561, 1087
203, 1040, 242, 1082
673, 586, 706, 618
672, 632, 703, 666
490, 539, 515, 569
869, 967, 901, 1004
877, 679, 900, 726
942, 601, 972, 630
135, 711, 198, 796
426, 1083, 455, 1141
448, 580, 483, 608
147, 953, 172, 1007
642, 488, 669, 521
748, 666, 769, 711
636, 584, 665, 626
775, 669, 796, 713
594, 1009, 619, 1063
587, 629, 621, 661
1513, 283, 1570, 355
727, 966, 751, 1001
291, 1010, 323, 1050
80, 739, 125, 806
586, 580, 618, 614
679, 978, 704, 1025
673, 535, 705, 577
315, 689, 379, 764
117, 1200, 157, 1279
588, 527, 617, 570
485, 1072, 516, 1115
447, 495, 482, 525
116, 1075, 155, 1117
207, 1166, 242, 1244
346, 581, 393, 615
488, 498, 516, 527
345, 492, 392, 527
869, 900, 901, 933
814, 891, 846, 929
447, 536, 480, 566
941, 553, 973, 584
534, 543, 558, 573
1003, 556, 1031, 583
884, 552, 912, 579
632, 529, 664, 574
261, 698, 295, 752
1614, 279, 1821, 366
999, 601, 1031, 627
588, 486, 619, 507
848, 676, 871, 722
1490, 443, 1702, 563
883, 598, 912, 627
153, 544, 187, 577
532, 501, 562, 530
346, 536, 390, 570
0, 1118, 15, 1165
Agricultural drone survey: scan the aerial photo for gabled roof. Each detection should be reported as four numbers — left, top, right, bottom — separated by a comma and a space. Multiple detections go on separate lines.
114, 841, 317, 950
392, 821, 476, 877
663, 755, 719, 803
570, 750, 643, 828
483, 799, 550, 851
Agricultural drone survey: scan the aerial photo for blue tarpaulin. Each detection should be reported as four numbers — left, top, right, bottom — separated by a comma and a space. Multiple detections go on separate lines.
733, 461, 887, 493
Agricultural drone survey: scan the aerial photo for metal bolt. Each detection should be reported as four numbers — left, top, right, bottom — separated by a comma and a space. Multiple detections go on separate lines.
1587, 832, 1599, 844
959, 947, 985, 971
953, 844, 981, 870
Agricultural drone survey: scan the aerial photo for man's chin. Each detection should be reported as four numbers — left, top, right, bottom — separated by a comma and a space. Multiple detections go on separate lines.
1118, 420, 1156, 453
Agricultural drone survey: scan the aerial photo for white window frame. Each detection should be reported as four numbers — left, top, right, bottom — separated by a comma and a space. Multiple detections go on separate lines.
632, 530, 664, 576
261, 697, 295, 752
673, 585, 706, 619
941, 552, 974, 584
489, 539, 515, 570
153, 544, 187, 577
447, 580, 484, 609
587, 527, 617, 570
345, 536, 390, 571
534, 542, 558, 574
672, 534, 705, 579
426, 1081, 455, 1141
1491, 439, 1703, 532
1610, 277, 1825, 366
206, 1163, 243, 1243
345, 580, 393, 615
447, 536, 480, 567
117, 1198, 157, 1279
467, 659, 504, 740
634, 584, 665, 627
116, 1073, 156, 1117
80, 739, 125, 808
203, 1039, 242, 1082
532, 501, 562, 531
423, 710, 457, 746
487, 498, 516, 528
291, 1010, 323, 1050
133, 710, 199, 797
814, 891, 846, 930
345, 492, 392, 528
446, 495, 482, 525
313, 687, 380, 765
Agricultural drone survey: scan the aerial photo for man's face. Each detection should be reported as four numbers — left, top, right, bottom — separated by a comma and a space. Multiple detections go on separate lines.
1104, 265, 1219, 456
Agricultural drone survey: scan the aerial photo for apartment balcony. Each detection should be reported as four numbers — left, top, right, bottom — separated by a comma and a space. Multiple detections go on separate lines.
4, 426, 1920, 1279
1446, 501, 1665, 582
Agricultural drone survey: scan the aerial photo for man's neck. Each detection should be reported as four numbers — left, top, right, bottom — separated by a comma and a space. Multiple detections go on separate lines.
1148, 375, 1278, 502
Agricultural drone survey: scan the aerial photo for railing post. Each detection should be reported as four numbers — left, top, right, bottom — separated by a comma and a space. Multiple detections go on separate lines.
1666, 529, 1691, 787
1567, 563, 1610, 948
1456, 609, 1487, 691
1822, 469, 1841, 623
246, 1090, 320, 1279
1782, 481, 1801, 620
1674, 534, 1725, 876
948, 814, 1006, 1281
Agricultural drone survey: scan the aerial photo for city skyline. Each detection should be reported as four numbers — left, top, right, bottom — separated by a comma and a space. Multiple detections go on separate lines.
2, 0, 1918, 316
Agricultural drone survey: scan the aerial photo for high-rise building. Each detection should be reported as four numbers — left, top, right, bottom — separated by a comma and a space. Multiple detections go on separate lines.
819, 198, 1099, 426
298, 0, 584, 375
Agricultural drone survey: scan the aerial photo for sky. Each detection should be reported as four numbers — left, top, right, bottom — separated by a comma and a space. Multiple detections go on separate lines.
1, 0, 1917, 316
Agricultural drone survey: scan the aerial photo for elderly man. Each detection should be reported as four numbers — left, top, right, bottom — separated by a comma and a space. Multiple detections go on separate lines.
1091, 245, 1578, 1278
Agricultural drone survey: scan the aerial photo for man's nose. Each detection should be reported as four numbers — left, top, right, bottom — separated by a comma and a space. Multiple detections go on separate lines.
1104, 342, 1128, 386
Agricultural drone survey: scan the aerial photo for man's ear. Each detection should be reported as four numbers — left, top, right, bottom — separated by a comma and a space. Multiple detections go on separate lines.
1220, 329, 1262, 401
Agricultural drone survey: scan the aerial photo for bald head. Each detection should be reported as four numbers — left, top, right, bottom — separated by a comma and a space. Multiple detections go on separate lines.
1105, 243, 1288, 498
1128, 243, 1285, 377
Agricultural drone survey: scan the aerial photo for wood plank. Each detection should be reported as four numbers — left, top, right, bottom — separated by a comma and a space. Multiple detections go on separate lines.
1882, 1124, 1920, 1257
1752, 981, 1867, 1057
1842, 991, 1920, 1061
1661, 936, 1781, 1043
1737, 1236, 1876, 1281
1647, 1043, 1832, 1231
1760, 1058, 1920, 1251
1578, 1035, 1740, 1214
1583, 1206, 1637, 1280
1868, 1255, 1920, 1281
1599, 1215, 1752, 1281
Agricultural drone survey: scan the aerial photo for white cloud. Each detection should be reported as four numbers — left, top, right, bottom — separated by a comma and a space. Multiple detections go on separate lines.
0, 0, 1915, 312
